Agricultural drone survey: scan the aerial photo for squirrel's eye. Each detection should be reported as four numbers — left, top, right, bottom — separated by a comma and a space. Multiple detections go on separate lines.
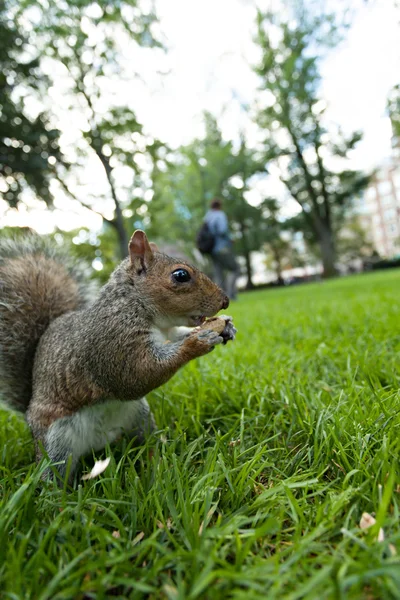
172, 268, 191, 283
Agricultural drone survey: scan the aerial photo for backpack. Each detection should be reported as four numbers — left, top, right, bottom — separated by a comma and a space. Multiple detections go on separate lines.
196, 221, 215, 254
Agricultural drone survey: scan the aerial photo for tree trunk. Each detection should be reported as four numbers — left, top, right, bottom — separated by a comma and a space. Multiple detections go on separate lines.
272, 246, 284, 285
94, 144, 129, 259
244, 250, 254, 289
319, 227, 336, 278
239, 221, 254, 289
275, 264, 284, 286
113, 202, 129, 260
77, 83, 129, 260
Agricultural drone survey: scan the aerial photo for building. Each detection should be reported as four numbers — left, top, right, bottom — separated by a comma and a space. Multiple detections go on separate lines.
357, 160, 400, 258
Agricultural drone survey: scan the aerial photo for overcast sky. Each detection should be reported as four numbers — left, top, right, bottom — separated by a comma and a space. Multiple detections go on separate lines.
2, 0, 400, 232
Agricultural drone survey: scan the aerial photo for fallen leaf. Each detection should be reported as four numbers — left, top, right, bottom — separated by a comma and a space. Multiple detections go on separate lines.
157, 517, 172, 530
81, 457, 111, 480
132, 531, 144, 545
229, 439, 241, 447
360, 512, 385, 542
163, 584, 178, 599
360, 512, 376, 530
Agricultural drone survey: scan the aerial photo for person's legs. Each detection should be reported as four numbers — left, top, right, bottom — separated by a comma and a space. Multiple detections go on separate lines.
212, 251, 239, 299
212, 255, 227, 293
226, 259, 240, 300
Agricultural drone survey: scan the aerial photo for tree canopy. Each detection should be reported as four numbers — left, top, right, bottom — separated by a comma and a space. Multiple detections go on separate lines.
254, 5, 370, 277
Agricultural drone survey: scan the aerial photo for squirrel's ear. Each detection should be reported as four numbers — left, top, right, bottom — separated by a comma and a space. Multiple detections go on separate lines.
149, 242, 159, 253
128, 230, 154, 273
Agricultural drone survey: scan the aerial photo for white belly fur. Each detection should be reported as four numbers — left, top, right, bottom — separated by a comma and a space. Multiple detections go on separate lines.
46, 397, 153, 463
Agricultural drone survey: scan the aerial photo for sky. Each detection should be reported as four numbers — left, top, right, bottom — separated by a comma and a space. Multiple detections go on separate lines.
1, 0, 400, 233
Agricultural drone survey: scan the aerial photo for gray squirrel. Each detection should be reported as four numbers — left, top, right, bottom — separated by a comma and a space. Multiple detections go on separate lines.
0, 230, 236, 483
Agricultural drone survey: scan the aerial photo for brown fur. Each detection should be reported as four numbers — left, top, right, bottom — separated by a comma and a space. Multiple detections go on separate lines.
0, 237, 94, 412
0, 230, 235, 482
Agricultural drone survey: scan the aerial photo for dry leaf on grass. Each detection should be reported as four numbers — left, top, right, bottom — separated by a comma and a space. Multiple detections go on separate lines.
229, 438, 241, 447
81, 457, 111, 480
163, 584, 178, 599
132, 531, 144, 545
157, 518, 173, 530
360, 512, 384, 542
359, 512, 397, 555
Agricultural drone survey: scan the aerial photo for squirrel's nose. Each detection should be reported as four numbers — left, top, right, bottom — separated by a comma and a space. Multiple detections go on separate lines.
221, 295, 230, 310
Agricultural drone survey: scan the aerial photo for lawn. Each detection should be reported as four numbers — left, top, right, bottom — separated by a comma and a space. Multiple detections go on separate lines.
1, 269, 400, 599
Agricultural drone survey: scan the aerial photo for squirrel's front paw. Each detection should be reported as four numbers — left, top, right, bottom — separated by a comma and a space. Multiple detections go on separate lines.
212, 315, 237, 345
185, 328, 223, 357
220, 319, 237, 345
197, 329, 224, 349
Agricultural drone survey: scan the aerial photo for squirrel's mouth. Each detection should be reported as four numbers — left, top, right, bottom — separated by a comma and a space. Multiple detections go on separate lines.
188, 315, 206, 327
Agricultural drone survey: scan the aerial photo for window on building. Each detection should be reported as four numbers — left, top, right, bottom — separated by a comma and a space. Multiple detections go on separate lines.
384, 208, 396, 221
381, 195, 394, 207
366, 187, 376, 201
378, 181, 392, 196
387, 222, 398, 237
377, 243, 387, 257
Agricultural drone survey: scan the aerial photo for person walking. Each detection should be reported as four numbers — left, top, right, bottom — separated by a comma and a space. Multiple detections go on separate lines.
202, 198, 240, 300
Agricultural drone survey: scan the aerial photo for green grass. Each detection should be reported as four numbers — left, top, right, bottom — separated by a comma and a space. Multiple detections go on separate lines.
1, 269, 400, 599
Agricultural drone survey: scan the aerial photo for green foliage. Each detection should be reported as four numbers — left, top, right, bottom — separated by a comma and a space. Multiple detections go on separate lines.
0, 1, 65, 207
1, 270, 400, 597
254, 4, 370, 277
261, 199, 306, 281
0, 224, 125, 284
4, 0, 165, 258
151, 115, 265, 285
336, 216, 375, 266
52, 226, 123, 284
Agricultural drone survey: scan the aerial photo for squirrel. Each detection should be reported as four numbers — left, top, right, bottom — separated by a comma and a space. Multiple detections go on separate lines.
0, 230, 236, 483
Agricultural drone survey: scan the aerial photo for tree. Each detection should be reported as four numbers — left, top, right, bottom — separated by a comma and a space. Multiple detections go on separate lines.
336, 216, 375, 266
0, 0, 65, 207
260, 199, 292, 284
259, 198, 309, 283
11, 0, 164, 258
151, 115, 265, 287
254, 5, 370, 277
222, 140, 266, 289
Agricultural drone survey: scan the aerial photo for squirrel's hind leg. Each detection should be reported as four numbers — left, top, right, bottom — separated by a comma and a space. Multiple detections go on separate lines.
31, 397, 156, 485
122, 397, 156, 446
31, 419, 81, 485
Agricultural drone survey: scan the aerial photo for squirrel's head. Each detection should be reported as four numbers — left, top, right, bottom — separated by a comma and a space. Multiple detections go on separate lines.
127, 230, 229, 328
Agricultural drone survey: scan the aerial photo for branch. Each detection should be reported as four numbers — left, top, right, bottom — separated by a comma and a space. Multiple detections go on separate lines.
283, 101, 322, 221
313, 117, 331, 227
72, 59, 128, 253
281, 178, 319, 233
55, 173, 117, 228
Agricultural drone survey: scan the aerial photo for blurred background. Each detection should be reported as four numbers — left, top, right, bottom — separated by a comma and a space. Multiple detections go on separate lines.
1, 0, 400, 288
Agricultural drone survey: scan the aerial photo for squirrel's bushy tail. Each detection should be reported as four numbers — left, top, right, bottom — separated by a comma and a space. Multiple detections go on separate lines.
0, 235, 95, 412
